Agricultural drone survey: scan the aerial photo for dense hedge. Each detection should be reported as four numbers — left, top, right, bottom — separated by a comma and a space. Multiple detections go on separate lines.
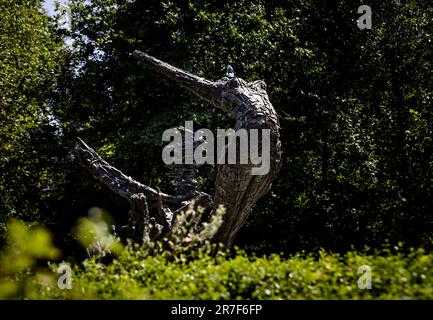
1, 221, 432, 300
48, 248, 433, 300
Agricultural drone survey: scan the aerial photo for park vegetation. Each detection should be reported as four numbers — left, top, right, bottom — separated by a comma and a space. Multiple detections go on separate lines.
0, 0, 432, 299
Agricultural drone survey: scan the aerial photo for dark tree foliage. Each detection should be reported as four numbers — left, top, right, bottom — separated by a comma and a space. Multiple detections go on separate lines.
2, 0, 432, 254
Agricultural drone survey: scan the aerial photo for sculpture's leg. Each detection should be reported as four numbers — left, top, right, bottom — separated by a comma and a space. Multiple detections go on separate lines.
127, 194, 150, 244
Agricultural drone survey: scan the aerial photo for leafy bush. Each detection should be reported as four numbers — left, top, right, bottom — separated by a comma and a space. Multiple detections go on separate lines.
0, 219, 432, 300
45, 247, 433, 300
0, 220, 60, 299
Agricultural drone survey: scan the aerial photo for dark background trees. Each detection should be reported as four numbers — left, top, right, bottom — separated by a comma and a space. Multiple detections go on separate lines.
1, 0, 432, 254
0, 0, 66, 239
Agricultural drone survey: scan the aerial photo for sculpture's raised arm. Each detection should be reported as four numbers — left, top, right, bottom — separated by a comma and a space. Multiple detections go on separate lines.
133, 51, 282, 247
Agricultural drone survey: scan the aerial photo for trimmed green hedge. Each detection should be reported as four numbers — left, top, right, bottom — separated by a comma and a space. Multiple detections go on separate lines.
48, 248, 432, 300
1, 220, 432, 300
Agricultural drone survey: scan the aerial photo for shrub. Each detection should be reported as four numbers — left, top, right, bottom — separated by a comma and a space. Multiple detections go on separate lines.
1, 218, 432, 300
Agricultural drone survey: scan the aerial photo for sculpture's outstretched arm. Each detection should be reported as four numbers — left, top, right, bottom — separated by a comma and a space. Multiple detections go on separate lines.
73, 138, 212, 242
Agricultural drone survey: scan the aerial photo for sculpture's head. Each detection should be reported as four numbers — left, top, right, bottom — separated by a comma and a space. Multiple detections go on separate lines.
133, 51, 268, 114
